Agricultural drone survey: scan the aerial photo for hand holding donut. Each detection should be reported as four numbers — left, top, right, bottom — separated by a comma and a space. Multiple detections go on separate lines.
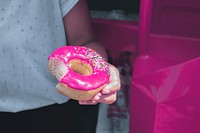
79, 63, 120, 105
48, 46, 120, 104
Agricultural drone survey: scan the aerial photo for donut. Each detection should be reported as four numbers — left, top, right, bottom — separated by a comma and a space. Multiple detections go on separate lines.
48, 46, 110, 100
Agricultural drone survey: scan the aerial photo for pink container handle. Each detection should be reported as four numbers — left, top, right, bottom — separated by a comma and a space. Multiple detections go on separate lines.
138, 0, 153, 54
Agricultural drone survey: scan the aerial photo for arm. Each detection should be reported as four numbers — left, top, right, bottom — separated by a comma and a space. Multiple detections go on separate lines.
60, 0, 120, 104
63, 0, 108, 61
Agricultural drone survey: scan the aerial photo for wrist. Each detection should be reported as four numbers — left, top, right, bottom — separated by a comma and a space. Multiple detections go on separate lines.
81, 41, 108, 61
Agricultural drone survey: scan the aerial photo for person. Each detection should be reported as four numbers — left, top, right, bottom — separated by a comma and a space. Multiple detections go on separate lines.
0, 0, 120, 133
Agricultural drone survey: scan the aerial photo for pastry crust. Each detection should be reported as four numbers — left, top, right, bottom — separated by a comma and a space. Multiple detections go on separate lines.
56, 83, 105, 100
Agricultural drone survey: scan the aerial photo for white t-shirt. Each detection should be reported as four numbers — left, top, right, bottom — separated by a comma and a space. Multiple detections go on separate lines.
0, 0, 78, 112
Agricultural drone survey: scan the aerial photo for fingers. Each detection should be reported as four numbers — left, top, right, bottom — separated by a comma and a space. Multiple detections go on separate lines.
102, 81, 119, 94
79, 100, 98, 105
99, 92, 117, 104
79, 92, 117, 105
79, 64, 120, 105
101, 64, 121, 94
79, 92, 101, 105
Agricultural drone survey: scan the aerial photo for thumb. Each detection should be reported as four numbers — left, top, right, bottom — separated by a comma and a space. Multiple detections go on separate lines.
101, 64, 120, 94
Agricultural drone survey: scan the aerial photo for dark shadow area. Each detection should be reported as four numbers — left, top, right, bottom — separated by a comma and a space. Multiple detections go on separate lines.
87, 0, 140, 14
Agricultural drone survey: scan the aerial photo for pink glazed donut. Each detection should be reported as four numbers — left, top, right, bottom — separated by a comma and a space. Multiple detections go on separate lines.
48, 46, 110, 100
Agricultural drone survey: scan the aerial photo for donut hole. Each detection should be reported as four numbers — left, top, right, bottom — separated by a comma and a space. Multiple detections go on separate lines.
69, 59, 92, 76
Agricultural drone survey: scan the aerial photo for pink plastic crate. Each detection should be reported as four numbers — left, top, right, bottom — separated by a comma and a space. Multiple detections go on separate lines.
136, 0, 200, 75
131, 0, 200, 133
92, 18, 138, 53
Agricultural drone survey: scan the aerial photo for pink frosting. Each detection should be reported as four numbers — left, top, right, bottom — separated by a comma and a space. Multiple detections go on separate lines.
48, 46, 110, 91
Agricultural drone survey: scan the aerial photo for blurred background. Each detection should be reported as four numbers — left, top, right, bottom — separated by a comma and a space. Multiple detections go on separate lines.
88, 0, 139, 13
87, 0, 140, 21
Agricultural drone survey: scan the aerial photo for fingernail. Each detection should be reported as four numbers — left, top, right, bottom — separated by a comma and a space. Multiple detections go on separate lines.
102, 89, 110, 94
94, 96, 100, 101
97, 92, 101, 96
79, 101, 85, 104
92, 100, 97, 103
